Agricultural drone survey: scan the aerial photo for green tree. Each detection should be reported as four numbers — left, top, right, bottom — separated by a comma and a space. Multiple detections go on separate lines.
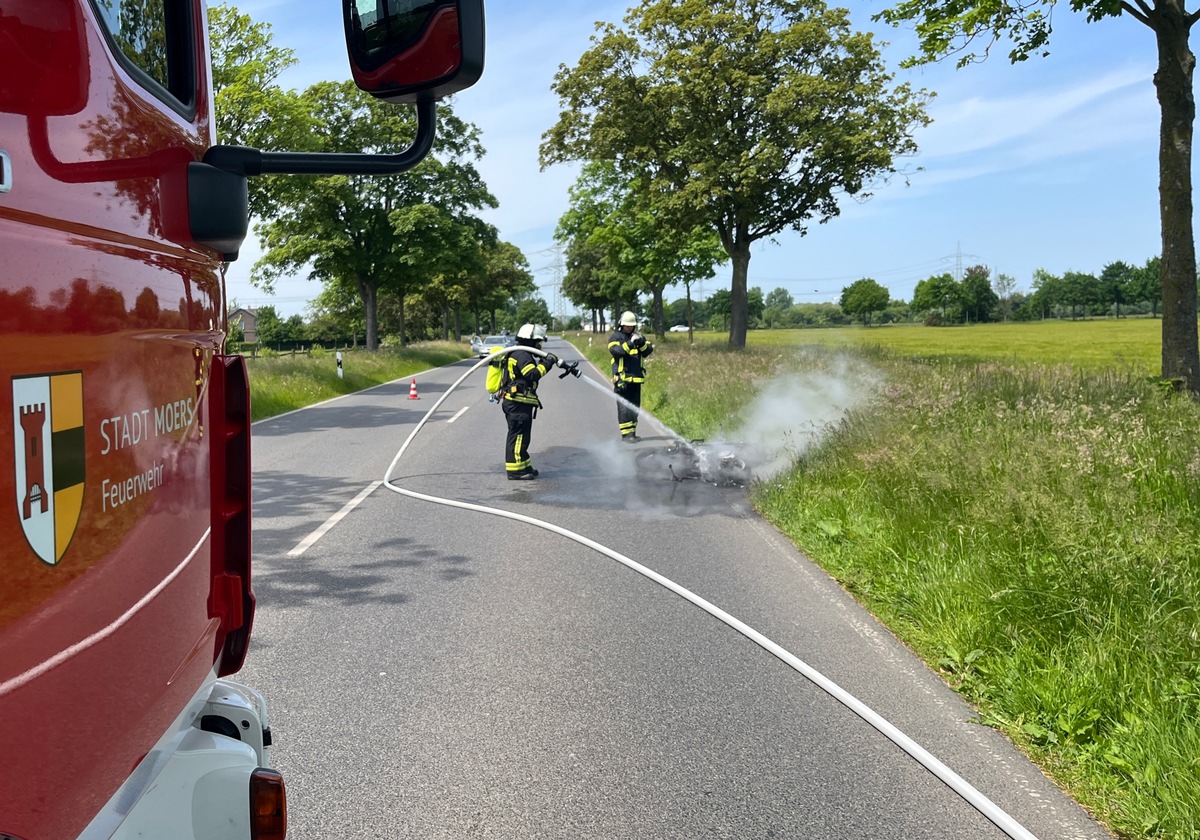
563, 237, 617, 332
557, 162, 726, 338
408, 210, 494, 340
1030, 269, 1064, 320
839, 278, 892, 326
747, 286, 767, 327
992, 272, 1018, 321
251, 82, 495, 350
467, 240, 535, 335
515, 298, 553, 328
961, 264, 999, 323
254, 305, 284, 346
765, 287, 795, 311
307, 282, 363, 346
876, 0, 1199, 390
707, 288, 733, 330
762, 286, 797, 328
208, 5, 312, 217
540, 0, 930, 350
1130, 255, 1164, 317
1060, 270, 1102, 320
1099, 260, 1136, 317
911, 272, 960, 321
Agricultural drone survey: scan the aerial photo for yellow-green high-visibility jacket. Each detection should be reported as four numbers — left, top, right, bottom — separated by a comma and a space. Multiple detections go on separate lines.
501, 347, 551, 406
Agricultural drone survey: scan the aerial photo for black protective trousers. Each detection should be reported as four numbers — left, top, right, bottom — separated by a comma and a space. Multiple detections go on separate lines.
616, 382, 642, 439
503, 400, 535, 473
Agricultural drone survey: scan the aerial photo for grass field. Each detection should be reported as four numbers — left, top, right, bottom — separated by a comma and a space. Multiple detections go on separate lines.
656, 317, 1162, 372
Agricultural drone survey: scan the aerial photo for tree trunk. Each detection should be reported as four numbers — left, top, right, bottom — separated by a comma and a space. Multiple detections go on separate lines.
357, 273, 379, 351
728, 242, 750, 349
650, 283, 666, 338
1154, 7, 1200, 392
686, 282, 695, 343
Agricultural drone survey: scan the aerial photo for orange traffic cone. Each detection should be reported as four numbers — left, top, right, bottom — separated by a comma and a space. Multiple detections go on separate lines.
408, 378, 419, 399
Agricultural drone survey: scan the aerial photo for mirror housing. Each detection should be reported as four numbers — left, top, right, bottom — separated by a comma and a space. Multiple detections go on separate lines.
344, 0, 484, 103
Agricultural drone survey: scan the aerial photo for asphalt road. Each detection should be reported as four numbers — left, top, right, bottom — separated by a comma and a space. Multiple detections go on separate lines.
238, 337, 1113, 840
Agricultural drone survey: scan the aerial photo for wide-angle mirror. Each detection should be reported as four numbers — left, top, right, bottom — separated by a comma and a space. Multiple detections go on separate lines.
344, 0, 485, 103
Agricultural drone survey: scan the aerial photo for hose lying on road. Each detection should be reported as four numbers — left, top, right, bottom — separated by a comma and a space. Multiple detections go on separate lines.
381, 347, 1041, 840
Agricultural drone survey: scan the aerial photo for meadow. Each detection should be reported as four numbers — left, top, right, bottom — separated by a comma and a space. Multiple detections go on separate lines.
249, 319, 1198, 838
677, 317, 1162, 372
571, 319, 1197, 840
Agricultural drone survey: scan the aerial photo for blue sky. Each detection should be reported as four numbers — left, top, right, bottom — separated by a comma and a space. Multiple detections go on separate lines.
223, 1, 1162, 319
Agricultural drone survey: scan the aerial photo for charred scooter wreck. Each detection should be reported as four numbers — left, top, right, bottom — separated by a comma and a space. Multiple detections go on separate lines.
633, 439, 753, 487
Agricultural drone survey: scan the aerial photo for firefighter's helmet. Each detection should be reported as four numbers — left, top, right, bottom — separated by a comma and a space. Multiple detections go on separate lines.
619, 311, 638, 327
516, 323, 546, 342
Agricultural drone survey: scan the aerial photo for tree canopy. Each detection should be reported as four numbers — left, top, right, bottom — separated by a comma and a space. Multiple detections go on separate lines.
249, 82, 496, 350
540, 0, 930, 350
839, 278, 891, 326
555, 161, 726, 337
875, 0, 1200, 391
208, 5, 313, 217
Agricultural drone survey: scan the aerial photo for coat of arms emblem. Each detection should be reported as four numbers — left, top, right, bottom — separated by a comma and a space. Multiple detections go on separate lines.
12, 372, 85, 565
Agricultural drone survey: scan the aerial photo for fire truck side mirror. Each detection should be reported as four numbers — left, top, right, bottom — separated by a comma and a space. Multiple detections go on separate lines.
343, 0, 484, 104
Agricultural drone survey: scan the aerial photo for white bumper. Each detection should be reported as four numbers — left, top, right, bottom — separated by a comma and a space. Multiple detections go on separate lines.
80, 679, 276, 840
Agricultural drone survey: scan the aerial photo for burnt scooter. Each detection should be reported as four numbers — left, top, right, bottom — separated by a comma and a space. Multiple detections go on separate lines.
633, 438, 752, 486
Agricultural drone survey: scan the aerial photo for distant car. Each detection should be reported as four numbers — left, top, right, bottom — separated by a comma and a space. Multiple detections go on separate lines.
477, 334, 514, 357
669, 324, 690, 332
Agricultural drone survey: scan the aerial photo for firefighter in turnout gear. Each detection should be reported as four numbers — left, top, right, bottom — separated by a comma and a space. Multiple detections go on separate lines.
502, 323, 557, 479
608, 310, 654, 442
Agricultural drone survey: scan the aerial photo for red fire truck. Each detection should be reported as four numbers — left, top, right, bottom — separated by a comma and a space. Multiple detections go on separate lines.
0, 2, 482, 837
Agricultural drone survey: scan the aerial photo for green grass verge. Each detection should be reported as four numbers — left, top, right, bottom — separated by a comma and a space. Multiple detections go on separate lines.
244, 341, 470, 422
570, 321, 1199, 839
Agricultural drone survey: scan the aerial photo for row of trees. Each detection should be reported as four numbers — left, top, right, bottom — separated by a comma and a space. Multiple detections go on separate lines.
650, 256, 1166, 331
234, 294, 556, 350
209, 6, 538, 350
237, 252, 1167, 345
542, 0, 1199, 389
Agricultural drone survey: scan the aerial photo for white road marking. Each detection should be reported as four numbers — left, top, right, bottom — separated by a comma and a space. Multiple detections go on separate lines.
288, 481, 382, 557
447, 406, 470, 423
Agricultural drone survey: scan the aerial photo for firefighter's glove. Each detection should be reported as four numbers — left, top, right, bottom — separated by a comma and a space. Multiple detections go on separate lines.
542, 352, 558, 368
558, 360, 581, 379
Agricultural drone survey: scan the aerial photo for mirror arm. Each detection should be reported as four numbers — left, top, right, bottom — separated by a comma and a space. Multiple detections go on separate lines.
203, 100, 438, 177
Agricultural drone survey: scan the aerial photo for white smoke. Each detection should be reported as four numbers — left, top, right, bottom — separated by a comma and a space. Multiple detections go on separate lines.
723, 353, 881, 481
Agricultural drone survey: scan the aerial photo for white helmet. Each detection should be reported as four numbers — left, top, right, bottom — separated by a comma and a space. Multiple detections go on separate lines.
619, 311, 638, 327
516, 323, 547, 341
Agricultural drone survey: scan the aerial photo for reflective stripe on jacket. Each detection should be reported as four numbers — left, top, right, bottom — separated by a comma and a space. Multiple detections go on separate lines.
608, 329, 652, 384
501, 347, 551, 406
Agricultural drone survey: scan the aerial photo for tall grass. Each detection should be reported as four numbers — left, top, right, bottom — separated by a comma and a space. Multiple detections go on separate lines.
245, 341, 468, 421
571, 327, 1200, 839
754, 357, 1199, 838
